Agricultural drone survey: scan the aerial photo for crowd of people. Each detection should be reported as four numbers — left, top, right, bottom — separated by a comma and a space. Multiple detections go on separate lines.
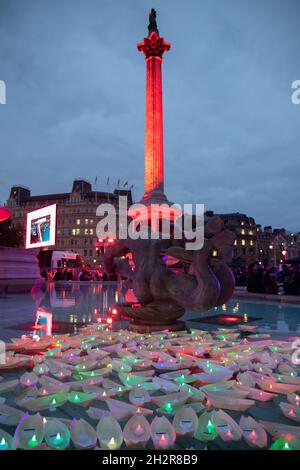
41, 268, 118, 282
233, 263, 300, 296
42, 263, 300, 296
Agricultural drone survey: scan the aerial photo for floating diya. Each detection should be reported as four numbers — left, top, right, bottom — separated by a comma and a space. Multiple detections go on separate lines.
204, 385, 249, 399
193, 369, 233, 384
123, 415, 151, 448
37, 381, 70, 396
152, 377, 180, 393
68, 391, 98, 408
278, 363, 297, 376
79, 367, 111, 378
150, 416, 176, 450
118, 372, 152, 388
130, 358, 153, 370
69, 418, 97, 450
110, 359, 132, 373
129, 387, 151, 406
159, 369, 191, 381
15, 387, 39, 408
212, 410, 242, 442
2, 353, 33, 368
155, 403, 177, 417
179, 384, 205, 402
235, 384, 276, 402
194, 412, 218, 442
86, 407, 110, 421
185, 402, 205, 414
45, 347, 62, 359
97, 415, 123, 450
151, 391, 189, 408
33, 363, 50, 376
279, 402, 300, 423
172, 406, 198, 437
44, 419, 70, 450
102, 378, 128, 395
259, 420, 300, 438
0, 429, 15, 450
106, 398, 153, 421
201, 380, 235, 393
14, 413, 44, 449
22, 391, 69, 412
239, 416, 267, 448
272, 373, 300, 385
19, 372, 39, 388
270, 434, 300, 451
287, 393, 300, 407
236, 372, 256, 387
0, 404, 23, 426
256, 378, 300, 395
205, 393, 255, 412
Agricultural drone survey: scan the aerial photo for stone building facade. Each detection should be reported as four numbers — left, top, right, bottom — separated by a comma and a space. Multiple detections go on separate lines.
205, 211, 300, 266
6, 179, 132, 266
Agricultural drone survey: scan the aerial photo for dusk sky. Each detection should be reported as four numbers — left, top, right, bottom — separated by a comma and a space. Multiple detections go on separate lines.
0, 0, 299, 230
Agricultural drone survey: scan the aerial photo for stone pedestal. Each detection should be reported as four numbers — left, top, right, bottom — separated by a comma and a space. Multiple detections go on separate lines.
0, 247, 41, 294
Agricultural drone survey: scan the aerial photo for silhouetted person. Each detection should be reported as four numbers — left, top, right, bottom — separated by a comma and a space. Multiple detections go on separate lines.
264, 267, 278, 295
53, 269, 63, 281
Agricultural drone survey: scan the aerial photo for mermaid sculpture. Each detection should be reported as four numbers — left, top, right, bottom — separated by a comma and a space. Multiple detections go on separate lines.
104, 215, 235, 328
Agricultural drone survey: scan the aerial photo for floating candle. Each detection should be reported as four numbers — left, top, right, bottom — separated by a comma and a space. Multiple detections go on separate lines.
0, 437, 8, 450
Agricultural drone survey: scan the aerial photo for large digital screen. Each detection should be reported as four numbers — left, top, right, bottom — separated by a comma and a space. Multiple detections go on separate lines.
26, 204, 56, 249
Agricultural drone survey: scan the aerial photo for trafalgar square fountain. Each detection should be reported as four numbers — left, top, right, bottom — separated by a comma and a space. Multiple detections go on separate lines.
0, 10, 299, 453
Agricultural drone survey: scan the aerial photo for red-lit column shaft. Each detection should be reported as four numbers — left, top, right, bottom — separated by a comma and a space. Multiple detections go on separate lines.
137, 32, 170, 202
144, 55, 164, 197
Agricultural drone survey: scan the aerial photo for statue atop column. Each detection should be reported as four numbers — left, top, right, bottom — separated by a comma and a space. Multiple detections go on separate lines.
148, 8, 159, 36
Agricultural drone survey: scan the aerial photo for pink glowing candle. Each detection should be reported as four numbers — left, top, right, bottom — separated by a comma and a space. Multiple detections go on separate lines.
158, 433, 168, 449
134, 424, 144, 436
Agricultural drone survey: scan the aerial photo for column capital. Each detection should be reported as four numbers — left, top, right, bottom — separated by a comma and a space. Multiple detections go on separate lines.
137, 31, 171, 59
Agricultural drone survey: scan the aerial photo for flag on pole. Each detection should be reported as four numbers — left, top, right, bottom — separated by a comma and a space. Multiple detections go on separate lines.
123, 181, 128, 187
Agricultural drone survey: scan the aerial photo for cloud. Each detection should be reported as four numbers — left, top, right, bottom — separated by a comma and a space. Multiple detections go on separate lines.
0, 0, 299, 230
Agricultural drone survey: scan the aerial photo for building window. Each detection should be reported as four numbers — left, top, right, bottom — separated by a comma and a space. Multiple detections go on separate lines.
241, 229, 245, 235
72, 228, 80, 236
234, 240, 237, 246
85, 218, 89, 224
241, 239, 246, 246
89, 249, 92, 256
249, 230, 254, 235
76, 219, 80, 225
250, 240, 254, 246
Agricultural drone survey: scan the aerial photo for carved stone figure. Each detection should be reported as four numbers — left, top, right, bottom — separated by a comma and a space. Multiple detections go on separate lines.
148, 8, 159, 36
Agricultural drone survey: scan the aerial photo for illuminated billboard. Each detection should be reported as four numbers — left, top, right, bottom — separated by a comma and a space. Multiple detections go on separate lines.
25, 204, 57, 249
